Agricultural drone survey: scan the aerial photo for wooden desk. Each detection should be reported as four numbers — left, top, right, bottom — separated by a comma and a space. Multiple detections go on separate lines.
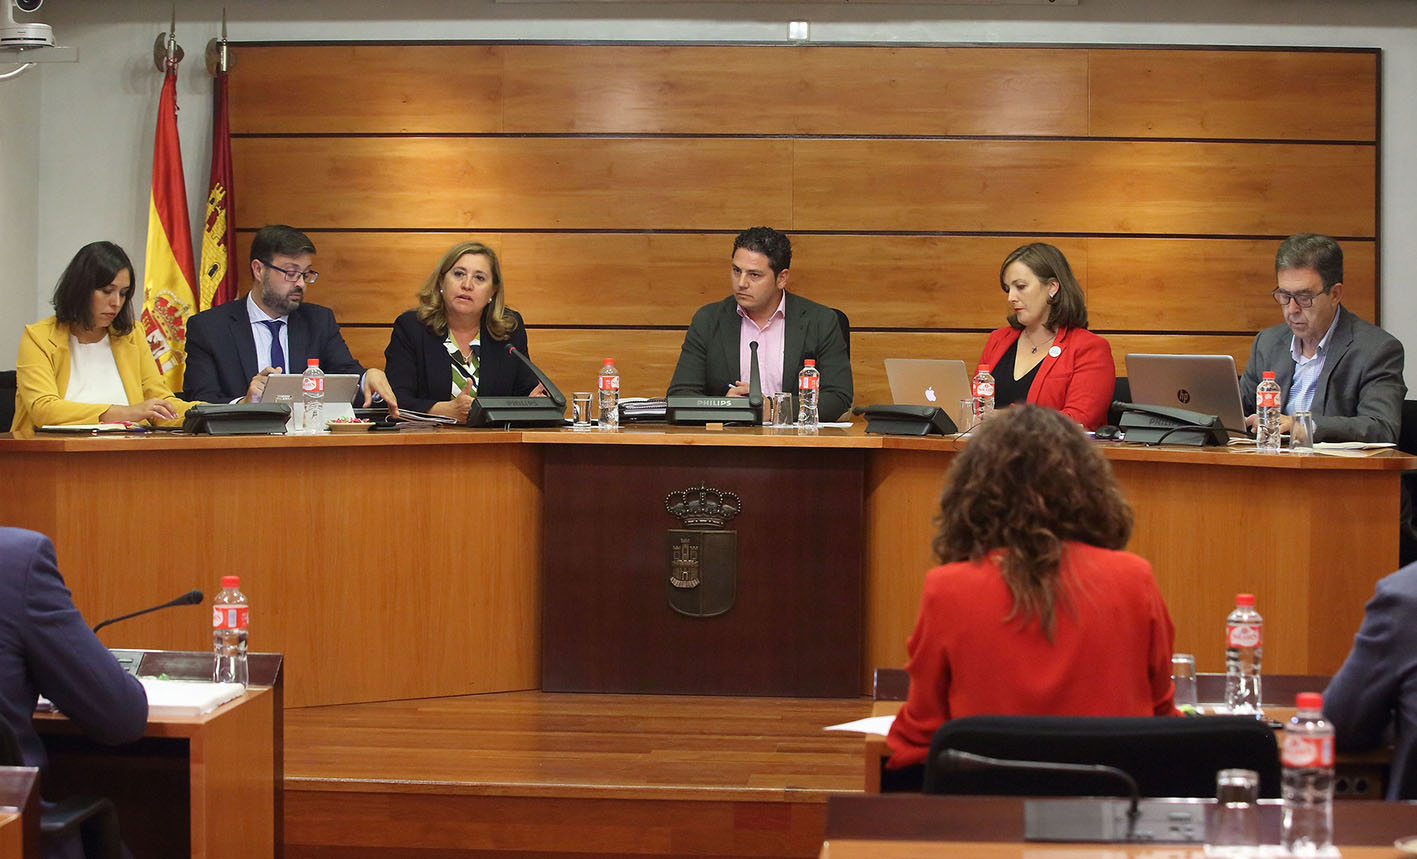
820, 794, 1417, 858
0, 766, 39, 859
36, 651, 283, 859
1, 429, 1409, 705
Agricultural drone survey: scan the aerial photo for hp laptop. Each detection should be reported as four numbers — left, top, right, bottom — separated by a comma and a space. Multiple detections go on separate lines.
884, 358, 972, 430
1124, 354, 1249, 438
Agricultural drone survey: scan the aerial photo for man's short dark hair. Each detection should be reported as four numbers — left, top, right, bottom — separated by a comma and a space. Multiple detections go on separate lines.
249, 224, 317, 265
733, 227, 792, 276
51, 241, 137, 336
1275, 233, 1343, 289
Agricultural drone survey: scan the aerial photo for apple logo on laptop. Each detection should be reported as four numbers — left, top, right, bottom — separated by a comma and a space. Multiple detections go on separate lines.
925, 386, 937, 403
1177, 389, 1191, 404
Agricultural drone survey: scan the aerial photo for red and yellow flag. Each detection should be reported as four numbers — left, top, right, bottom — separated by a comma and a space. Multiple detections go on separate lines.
199, 67, 236, 310
142, 63, 197, 390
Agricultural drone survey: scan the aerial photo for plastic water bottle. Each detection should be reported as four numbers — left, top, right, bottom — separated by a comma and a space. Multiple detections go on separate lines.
212, 575, 249, 687
1281, 693, 1334, 854
301, 358, 325, 433
971, 364, 995, 423
1224, 593, 1263, 715
797, 359, 820, 433
597, 358, 619, 428
1256, 371, 1281, 453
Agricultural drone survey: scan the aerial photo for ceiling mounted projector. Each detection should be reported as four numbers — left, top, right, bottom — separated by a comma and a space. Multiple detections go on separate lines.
2, 0, 54, 48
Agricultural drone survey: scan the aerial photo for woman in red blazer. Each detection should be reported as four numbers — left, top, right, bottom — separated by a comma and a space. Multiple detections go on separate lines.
884, 405, 1178, 779
977, 243, 1115, 430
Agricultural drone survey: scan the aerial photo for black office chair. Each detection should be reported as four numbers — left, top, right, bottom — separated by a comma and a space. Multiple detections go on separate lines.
0, 370, 16, 431
0, 718, 124, 859
1107, 376, 1130, 427
923, 714, 1281, 798
1399, 399, 1417, 567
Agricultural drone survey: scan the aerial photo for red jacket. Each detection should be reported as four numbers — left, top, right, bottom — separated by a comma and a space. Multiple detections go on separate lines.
886, 542, 1178, 769
978, 326, 1116, 430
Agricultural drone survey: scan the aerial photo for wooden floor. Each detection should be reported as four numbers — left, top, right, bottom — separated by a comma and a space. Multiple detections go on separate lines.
283, 691, 874, 858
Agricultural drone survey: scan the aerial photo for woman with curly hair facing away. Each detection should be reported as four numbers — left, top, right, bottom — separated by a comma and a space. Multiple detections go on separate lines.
884, 404, 1178, 774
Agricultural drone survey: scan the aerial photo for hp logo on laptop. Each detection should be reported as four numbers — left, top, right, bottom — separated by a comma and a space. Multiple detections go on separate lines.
1176, 389, 1191, 404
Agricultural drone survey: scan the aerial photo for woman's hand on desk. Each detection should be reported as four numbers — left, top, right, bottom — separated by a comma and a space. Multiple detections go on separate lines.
431, 379, 476, 422
101, 398, 178, 424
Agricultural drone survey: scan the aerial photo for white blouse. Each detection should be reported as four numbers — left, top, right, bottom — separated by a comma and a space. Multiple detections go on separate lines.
65, 334, 129, 406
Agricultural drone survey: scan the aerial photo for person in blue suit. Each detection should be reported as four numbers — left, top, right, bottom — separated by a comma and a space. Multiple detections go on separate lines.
0, 527, 148, 858
182, 224, 399, 412
1324, 562, 1417, 799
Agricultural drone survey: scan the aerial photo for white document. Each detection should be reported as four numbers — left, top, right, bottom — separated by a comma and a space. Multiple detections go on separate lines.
823, 714, 896, 736
138, 677, 245, 716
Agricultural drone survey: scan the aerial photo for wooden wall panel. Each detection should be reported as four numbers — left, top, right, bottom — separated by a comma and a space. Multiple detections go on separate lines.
793, 140, 1376, 235
231, 138, 795, 230
228, 45, 505, 134
1085, 238, 1377, 331
234, 232, 1378, 336
502, 45, 1089, 135
1088, 49, 1378, 141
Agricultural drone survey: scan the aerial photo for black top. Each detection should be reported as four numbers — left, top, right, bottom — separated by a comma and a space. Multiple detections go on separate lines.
992, 339, 1042, 407
383, 309, 538, 413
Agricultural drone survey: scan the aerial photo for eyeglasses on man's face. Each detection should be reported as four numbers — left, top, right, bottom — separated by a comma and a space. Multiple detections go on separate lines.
1271, 285, 1330, 308
263, 261, 319, 285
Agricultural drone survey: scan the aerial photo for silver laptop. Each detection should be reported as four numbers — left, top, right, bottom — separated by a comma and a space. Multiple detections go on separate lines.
259, 373, 361, 431
1125, 354, 1248, 437
884, 358, 972, 429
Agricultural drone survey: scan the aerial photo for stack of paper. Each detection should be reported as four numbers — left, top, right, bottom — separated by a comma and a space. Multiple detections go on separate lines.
138, 677, 245, 716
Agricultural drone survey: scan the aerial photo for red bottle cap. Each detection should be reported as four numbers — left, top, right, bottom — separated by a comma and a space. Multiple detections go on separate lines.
804, 359, 816, 367
1235, 593, 1255, 606
1262, 371, 1275, 380
977, 364, 989, 372
603, 358, 614, 365
221, 575, 240, 588
1296, 692, 1323, 710
307, 358, 319, 367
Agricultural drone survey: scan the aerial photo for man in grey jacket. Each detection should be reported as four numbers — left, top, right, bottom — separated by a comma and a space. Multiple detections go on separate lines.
1240, 233, 1404, 443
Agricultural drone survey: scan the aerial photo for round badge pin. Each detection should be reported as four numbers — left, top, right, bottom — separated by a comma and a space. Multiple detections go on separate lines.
1048, 345, 1062, 358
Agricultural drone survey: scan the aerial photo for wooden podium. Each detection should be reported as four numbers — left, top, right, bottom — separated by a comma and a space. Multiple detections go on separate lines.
36, 651, 283, 859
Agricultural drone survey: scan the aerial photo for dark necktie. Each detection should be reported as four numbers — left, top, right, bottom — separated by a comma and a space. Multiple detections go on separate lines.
261, 320, 285, 371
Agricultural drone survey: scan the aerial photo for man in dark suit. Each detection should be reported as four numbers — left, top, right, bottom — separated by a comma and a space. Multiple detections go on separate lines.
1239, 233, 1404, 443
1324, 561, 1417, 799
667, 226, 853, 420
182, 225, 398, 412
0, 527, 148, 858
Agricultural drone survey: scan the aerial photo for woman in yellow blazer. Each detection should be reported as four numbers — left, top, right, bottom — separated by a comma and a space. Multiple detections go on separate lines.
12, 242, 194, 437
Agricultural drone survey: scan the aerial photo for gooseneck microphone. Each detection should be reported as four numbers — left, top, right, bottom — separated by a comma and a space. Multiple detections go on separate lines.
92, 589, 205, 634
747, 341, 764, 415
505, 344, 567, 408
936, 749, 1142, 840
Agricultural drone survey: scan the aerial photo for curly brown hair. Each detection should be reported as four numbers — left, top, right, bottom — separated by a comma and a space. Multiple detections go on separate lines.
932, 404, 1133, 640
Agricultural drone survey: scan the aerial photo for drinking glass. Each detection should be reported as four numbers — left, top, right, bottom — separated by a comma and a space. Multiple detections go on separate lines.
572, 392, 593, 429
1171, 653, 1198, 709
1290, 410, 1316, 455
1207, 768, 1261, 856
771, 392, 794, 428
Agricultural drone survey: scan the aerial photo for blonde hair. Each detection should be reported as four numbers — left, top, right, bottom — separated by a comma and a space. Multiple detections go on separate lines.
415, 241, 517, 340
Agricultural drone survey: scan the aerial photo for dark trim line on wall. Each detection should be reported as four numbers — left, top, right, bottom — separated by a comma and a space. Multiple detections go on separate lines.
229, 39, 1379, 55
230, 132, 1377, 146
234, 228, 1379, 243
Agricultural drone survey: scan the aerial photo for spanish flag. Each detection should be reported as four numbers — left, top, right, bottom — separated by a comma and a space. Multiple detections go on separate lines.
141, 63, 197, 390
199, 65, 236, 310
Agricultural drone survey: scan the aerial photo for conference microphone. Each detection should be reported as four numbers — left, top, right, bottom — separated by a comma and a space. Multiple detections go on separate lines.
936, 749, 1142, 840
747, 341, 764, 414
92, 589, 204, 634
504, 343, 567, 408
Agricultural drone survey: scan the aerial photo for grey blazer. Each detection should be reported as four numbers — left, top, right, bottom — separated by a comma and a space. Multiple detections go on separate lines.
1239, 304, 1405, 443
666, 293, 853, 421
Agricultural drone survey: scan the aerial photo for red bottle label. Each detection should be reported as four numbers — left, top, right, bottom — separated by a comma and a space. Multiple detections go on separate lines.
1282, 733, 1333, 768
599, 375, 619, 391
213, 605, 249, 631
1257, 390, 1280, 408
799, 375, 819, 391
301, 376, 325, 393
972, 380, 994, 398
1227, 622, 1261, 648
